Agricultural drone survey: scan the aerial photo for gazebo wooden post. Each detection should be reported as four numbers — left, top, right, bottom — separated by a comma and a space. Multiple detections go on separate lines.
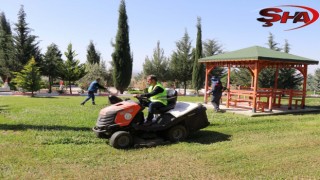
204, 64, 215, 104
274, 65, 279, 90
226, 65, 231, 108
252, 62, 259, 112
270, 65, 279, 111
204, 64, 209, 104
302, 64, 308, 109
251, 76, 254, 88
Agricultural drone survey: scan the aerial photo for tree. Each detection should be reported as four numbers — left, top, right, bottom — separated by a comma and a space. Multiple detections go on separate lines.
0, 12, 15, 83
132, 72, 147, 90
278, 40, 303, 90
111, 0, 133, 94
104, 60, 114, 87
307, 74, 316, 93
78, 63, 108, 91
192, 17, 205, 95
13, 5, 41, 71
60, 43, 86, 94
203, 39, 223, 57
230, 68, 252, 87
143, 41, 169, 82
314, 68, 320, 92
86, 40, 101, 65
203, 39, 225, 77
284, 39, 290, 53
267, 32, 282, 51
42, 43, 63, 93
307, 70, 320, 95
12, 57, 41, 97
259, 69, 275, 88
169, 30, 193, 95
278, 68, 303, 89
259, 32, 280, 88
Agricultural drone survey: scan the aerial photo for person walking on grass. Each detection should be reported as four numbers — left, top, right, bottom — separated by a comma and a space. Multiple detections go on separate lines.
207, 76, 224, 112
81, 78, 107, 105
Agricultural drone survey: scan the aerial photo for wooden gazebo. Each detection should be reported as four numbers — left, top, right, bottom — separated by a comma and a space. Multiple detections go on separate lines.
199, 46, 319, 112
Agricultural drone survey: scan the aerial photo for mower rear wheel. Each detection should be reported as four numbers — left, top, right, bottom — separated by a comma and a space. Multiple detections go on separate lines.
166, 125, 188, 142
109, 131, 133, 149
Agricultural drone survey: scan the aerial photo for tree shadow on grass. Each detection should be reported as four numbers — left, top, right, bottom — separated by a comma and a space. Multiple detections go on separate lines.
186, 130, 231, 145
33, 96, 58, 99
0, 105, 9, 110
305, 105, 320, 109
0, 124, 91, 131
0, 105, 9, 114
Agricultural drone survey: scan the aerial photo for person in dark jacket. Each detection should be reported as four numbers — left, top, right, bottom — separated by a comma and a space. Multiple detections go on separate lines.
134, 75, 167, 125
208, 76, 223, 112
81, 78, 106, 105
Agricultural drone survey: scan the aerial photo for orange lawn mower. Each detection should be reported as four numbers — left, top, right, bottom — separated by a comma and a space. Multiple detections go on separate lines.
92, 89, 209, 149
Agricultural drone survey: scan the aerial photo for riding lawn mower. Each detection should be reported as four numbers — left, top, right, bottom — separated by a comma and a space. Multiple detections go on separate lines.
92, 89, 209, 149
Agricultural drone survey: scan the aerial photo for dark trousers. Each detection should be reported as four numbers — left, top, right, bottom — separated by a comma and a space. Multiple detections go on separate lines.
82, 91, 95, 104
146, 102, 166, 122
211, 94, 222, 110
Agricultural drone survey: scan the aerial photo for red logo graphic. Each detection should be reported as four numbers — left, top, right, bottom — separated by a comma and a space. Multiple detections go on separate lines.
257, 5, 319, 31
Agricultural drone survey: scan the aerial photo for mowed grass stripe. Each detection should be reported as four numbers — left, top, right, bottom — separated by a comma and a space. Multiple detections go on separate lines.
0, 96, 320, 179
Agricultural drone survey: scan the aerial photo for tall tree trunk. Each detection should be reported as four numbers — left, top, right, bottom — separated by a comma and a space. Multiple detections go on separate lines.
69, 81, 72, 94
48, 76, 52, 93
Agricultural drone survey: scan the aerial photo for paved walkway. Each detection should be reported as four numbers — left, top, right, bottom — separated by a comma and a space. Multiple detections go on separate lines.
202, 103, 320, 117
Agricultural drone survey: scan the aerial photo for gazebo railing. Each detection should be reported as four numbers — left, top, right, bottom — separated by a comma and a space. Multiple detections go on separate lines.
225, 88, 304, 111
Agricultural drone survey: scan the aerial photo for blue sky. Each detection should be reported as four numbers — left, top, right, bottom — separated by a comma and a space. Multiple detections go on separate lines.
1, 0, 319, 73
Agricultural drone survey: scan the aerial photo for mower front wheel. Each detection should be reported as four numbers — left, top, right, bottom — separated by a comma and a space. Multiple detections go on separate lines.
166, 125, 188, 142
109, 131, 133, 149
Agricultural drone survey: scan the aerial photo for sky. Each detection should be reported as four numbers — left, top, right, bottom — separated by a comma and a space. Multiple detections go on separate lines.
1, 0, 320, 74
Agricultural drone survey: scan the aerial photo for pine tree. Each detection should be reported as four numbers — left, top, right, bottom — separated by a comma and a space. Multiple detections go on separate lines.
307, 74, 315, 93
278, 40, 303, 90
86, 40, 101, 65
143, 41, 169, 82
78, 63, 108, 90
278, 68, 303, 89
111, 0, 132, 94
230, 68, 252, 87
267, 32, 282, 51
314, 68, 320, 92
169, 30, 193, 95
203, 39, 223, 57
13, 5, 41, 71
259, 32, 279, 88
192, 17, 205, 95
284, 39, 290, 53
12, 57, 41, 97
307, 72, 320, 95
42, 43, 63, 93
203, 39, 225, 77
0, 12, 15, 83
60, 43, 86, 94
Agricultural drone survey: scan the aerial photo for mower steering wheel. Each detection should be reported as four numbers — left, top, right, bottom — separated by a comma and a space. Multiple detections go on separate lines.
134, 95, 150, 107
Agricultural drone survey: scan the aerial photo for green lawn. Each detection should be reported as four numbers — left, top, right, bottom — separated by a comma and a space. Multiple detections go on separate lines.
1, 95, 320, 179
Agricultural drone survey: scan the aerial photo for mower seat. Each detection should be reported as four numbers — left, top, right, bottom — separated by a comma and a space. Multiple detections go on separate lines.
153, 89, 178, 114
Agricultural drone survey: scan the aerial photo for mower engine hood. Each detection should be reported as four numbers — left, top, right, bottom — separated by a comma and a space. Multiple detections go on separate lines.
167, 102, 200, 118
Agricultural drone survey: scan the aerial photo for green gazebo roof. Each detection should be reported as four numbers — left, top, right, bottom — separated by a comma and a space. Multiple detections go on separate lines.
199, 46, 318, 64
